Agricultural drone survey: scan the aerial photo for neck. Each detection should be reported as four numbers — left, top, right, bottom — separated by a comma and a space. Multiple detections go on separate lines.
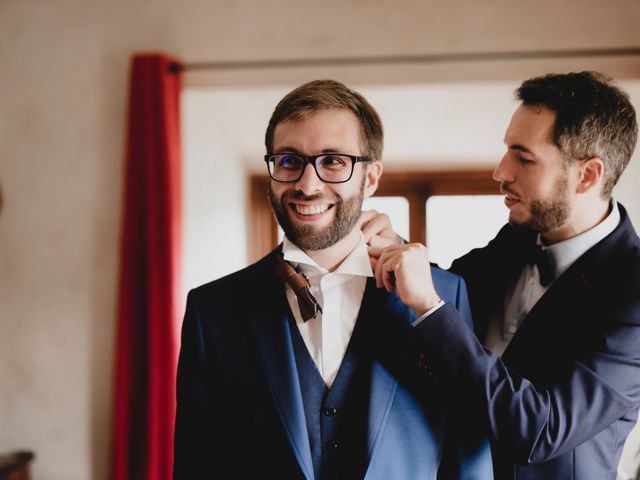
304, 228, 361, 272
542, 195, 610, 244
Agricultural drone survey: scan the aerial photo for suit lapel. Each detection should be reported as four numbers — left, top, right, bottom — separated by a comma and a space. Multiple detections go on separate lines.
248, 258, 422, 478
503, 267, 583, 363
357, 279, 415, 469
248, 252, 314, 480
475, 226, 534, 342
502, 211, 635, 362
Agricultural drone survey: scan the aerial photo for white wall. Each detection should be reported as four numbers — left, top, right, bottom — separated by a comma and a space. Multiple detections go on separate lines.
1, 0, 640, 478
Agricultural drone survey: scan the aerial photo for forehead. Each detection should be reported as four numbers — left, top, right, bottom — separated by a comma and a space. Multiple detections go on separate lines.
504, 104, 557, 148
273, 109, 362, 153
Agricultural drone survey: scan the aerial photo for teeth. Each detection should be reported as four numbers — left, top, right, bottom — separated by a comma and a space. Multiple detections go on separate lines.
294, 204, 329, 215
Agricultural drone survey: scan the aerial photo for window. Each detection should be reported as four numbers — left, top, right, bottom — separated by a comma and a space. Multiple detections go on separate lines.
426, 195, 506, 269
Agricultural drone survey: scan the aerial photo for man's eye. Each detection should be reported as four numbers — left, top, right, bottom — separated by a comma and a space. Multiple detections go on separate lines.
319, 155, 348, 167
518, 156, 533, 165
278, 155, 302, 168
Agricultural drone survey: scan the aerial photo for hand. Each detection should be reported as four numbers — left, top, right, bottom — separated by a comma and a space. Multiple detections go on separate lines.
359, 209, 405, 248
369, 243, 442, 316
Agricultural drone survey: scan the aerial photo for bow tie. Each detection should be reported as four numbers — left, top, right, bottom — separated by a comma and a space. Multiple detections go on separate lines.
274, 255, 323, 322
527, 244, 556, 287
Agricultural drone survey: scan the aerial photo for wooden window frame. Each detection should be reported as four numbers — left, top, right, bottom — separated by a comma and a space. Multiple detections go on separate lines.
248, 169, 499, 262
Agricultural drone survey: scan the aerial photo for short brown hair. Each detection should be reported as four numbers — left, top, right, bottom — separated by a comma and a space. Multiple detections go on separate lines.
265, 79, 384, 160
516, 71, 637, 198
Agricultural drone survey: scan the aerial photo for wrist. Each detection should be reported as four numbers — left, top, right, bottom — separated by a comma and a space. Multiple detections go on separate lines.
411, 295, 443, 317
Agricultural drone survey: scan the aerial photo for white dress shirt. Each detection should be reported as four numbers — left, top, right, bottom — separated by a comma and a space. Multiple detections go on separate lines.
485, 201, 621, 356
282, 235, 373, 388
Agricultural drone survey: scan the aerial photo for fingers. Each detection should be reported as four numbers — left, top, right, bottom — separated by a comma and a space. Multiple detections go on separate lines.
368, 234, 396, 249
359, 209, 382, 243
369, 243, 441, 314
358, 209, 378, 228
382, 260, 396, 292
369, 254, 378, 272
368, 246, 382, 271
360, 209, 407, 252
371, 244, 404, 290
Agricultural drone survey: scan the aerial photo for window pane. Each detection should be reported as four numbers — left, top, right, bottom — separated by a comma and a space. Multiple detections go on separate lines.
363, 196, 410, 242
426, 195, 507, 270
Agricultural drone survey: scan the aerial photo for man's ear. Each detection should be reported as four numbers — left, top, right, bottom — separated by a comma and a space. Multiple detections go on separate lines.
576, 157, 604, 194
364, 161, 383, 198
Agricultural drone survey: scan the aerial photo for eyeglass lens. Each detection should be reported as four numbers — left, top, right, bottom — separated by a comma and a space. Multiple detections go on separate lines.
269, 154, 354, 183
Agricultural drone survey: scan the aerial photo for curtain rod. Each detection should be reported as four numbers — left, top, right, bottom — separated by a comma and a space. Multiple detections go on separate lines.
169, 47, 640, 73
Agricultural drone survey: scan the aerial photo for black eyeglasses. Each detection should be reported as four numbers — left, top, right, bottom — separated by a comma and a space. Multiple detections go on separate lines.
264, 153, 370, 183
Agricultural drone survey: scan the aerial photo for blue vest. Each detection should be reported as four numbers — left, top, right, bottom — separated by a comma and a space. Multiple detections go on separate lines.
290, 317, 371, 480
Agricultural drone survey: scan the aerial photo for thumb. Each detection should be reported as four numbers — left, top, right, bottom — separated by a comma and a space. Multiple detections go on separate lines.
357, 209, 376, 229
367, 235, 392, 249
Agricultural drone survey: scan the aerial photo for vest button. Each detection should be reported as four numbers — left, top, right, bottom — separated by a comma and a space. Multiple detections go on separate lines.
324, 406, 337, 417
328, 440, 339, 450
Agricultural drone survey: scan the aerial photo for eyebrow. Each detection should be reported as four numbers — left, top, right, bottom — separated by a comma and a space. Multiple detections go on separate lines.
509, 143, 535, 156
274, 146, 349, 155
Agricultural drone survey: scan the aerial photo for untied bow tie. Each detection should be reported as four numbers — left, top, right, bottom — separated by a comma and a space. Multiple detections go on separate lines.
528, 243, 556, 287
274, 255, 323, 322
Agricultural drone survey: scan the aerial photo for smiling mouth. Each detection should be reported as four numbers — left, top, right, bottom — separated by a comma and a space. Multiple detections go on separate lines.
290, 203, 333, 216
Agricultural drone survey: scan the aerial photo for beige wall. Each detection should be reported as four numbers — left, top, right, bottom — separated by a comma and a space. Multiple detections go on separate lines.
1, 1, 640, 479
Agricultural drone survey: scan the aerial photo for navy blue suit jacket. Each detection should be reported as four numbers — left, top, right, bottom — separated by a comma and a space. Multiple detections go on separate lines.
414, 204, 640, 479
174, 247, 492, 479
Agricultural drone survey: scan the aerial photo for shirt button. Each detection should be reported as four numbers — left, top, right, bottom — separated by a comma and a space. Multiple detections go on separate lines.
328, 440, 339, 450
324, 407, 337, 417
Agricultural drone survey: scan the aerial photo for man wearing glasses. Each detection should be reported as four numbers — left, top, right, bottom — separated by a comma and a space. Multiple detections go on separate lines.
173, 80, 492, 479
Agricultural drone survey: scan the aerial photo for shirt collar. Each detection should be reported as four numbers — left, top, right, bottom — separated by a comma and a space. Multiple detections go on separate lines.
539, 199, 620, 279
282, 234, 374, 278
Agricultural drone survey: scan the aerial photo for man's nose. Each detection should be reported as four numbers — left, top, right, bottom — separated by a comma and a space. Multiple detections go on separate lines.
294, 162, 324, 195
493, 154, 514, 183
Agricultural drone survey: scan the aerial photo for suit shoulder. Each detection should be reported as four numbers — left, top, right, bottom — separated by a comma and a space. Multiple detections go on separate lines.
601, 240, 640, 294
430, 265, 468, 306
588, 212, 640, 291
430, 264, 464, 286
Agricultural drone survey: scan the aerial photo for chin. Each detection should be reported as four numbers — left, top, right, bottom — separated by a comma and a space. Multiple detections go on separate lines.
507, 213, 531, 229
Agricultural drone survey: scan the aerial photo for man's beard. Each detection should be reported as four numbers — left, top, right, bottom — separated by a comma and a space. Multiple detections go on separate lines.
507, 174, 570, 233
268, 178, 365, 251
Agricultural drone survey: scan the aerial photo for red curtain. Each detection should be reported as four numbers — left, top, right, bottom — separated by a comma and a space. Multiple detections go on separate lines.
113, 53, 183, 480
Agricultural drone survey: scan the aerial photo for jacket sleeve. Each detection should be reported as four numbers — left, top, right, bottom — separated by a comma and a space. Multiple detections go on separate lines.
173, 290, 211, 479
415, 300, 640, 465
437, 276, 494, 479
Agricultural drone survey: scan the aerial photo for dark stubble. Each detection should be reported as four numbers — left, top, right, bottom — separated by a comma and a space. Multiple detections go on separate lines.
507, 174, 570, 233
268, 175, 365, 251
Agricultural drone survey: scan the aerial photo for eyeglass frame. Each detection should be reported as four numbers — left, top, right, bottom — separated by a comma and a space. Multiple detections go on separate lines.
264, 153, 371, 184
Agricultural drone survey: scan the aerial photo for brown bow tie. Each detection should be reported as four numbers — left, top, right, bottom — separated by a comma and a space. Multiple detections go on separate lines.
274, 255, 322, 322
